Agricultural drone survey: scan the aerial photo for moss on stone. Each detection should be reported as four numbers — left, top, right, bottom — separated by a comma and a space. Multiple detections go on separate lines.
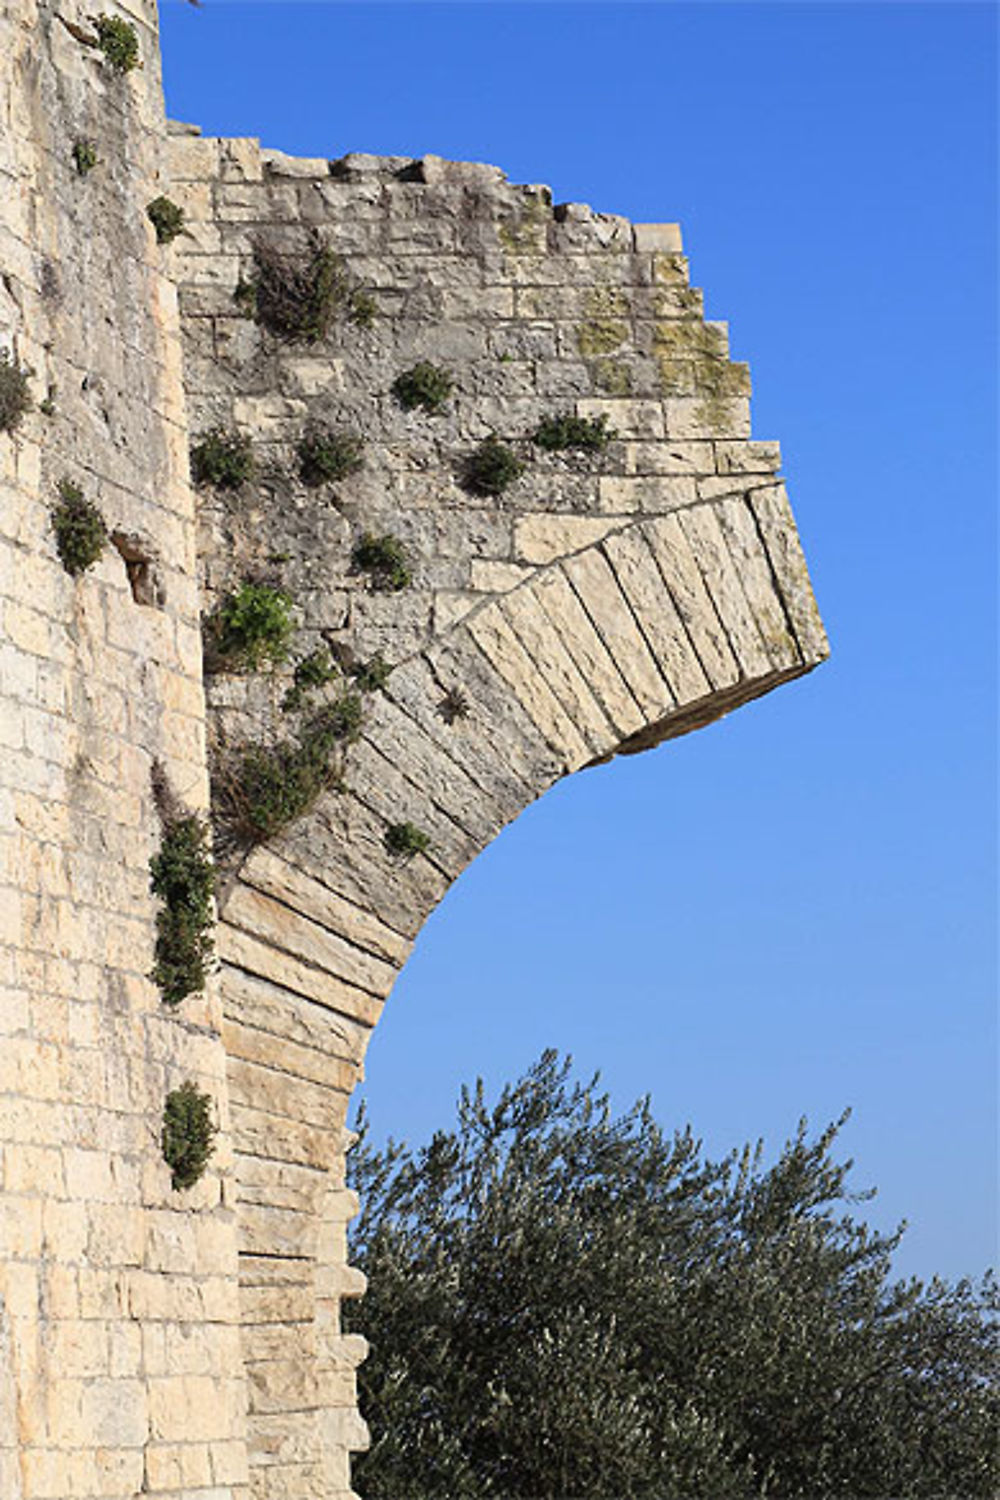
590, 358, 632, 395
578, 319, 628, 357
652, 251, 690, 284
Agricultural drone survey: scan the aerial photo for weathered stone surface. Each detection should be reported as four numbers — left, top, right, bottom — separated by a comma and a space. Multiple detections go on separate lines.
0, 6, 826, 1497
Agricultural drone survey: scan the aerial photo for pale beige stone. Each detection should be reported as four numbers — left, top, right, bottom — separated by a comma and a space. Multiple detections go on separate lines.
561, 548, 671, 719
677, 506, 772, 677
601, 528, 710, 703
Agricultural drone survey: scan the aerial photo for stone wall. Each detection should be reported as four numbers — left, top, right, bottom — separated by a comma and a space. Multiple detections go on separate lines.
0, 2, 827, 1496
167, 132, 827, 1499
0, 2, 247, 1496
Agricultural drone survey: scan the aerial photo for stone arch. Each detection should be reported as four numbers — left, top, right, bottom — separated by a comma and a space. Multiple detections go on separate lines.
166, 127, 827, 1498
214, 499, 824, 1499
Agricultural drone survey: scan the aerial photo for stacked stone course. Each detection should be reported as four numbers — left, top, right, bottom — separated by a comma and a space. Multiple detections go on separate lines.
1, 3, 827, 1497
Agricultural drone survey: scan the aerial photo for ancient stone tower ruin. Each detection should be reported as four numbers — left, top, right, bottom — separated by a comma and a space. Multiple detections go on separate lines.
0, 2, 827, 1496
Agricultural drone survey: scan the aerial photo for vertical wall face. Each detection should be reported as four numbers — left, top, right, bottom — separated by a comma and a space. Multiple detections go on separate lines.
167, 136, 828, 1498
0, 4, 247, 1497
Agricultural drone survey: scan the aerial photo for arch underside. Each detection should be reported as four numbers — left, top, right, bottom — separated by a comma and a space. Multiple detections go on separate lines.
168, 131, 828, 1498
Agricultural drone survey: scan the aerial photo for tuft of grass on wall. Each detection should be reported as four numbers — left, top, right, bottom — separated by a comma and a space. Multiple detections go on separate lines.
161, 1082, 217, 1191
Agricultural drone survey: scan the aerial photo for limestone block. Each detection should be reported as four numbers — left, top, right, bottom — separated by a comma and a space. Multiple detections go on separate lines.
501, 588, 614, 754
633, 223, 684, 252
561, 547, 670, 719
467, 600, 592, 772
602, 528, 709, 703
514, 514, 621, 565
748, 483, 830, 665
676, 506, 771, 678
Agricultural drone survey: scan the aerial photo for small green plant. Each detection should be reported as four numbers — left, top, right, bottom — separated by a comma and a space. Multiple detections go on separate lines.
392, 363, 453, 414
282, 648, 338, 713
349, 289, 377, 328
147, 196, 185, 245
216, 692, 362, 844
72, 140, 98, 176
534, 413, 614, 452
463, 437, 524, 497
52, 480, 107, 576
149, 813, 215, 1007
351, 654, 391, 694
0, 349, 32, 433
94, 14, 139, 73
243, 240, 346, 343
206, 582, 294, 671
190, 427, 254, 490
353, 532, 412, 593
437, 687, 470, 724
384, 822, 431, 860
39, 387, 56, 417
161, 1082, 217, 1191
297, 426, 364, 487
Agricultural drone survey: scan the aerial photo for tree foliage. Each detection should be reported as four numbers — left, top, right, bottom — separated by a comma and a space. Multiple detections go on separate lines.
347, 1052, 997, 1499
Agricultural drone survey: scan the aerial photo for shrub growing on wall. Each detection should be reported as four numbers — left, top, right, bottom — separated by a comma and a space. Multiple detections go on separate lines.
464, 436, 524, 497
93, 14, 139, 73
51, 480, 107, 576
353, 533, 412, 593
147, 196, 186, 245
205, 582, 294, 671
72, 140, 98, 176
190, 427, 255, 490
534, 413, 614, 452
0, 348, 32, 433
161, 1082, 217, 1191
384, 822, 431, 860
214, 692, 363, 846
392, 362, 454, 414
149, 814, 215, 1007
240, 240, 345, 343
298, 426, 365, 487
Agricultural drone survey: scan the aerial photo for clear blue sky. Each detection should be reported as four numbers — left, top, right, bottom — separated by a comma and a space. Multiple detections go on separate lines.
160, 1, 997, 1284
